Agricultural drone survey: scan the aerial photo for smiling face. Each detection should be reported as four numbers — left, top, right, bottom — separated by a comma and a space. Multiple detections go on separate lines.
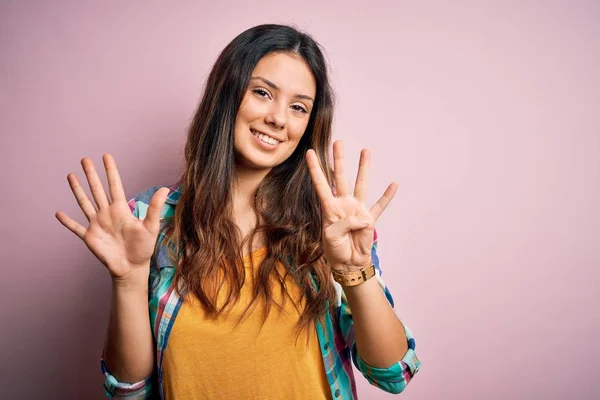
233, 52, 317, 172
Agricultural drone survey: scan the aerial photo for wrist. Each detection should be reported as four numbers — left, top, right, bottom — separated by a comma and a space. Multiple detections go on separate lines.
331, 257, 373, 274
331, 259, 373, 274
342, 272, 380, 296
111, 267, 150, 293
331, 261, 376, 287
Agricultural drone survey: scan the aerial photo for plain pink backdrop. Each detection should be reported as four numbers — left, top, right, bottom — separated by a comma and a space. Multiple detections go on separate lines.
1, 1, 599, 399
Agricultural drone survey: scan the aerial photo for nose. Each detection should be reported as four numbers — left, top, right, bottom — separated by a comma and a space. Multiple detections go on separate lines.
265, 102, 286, 130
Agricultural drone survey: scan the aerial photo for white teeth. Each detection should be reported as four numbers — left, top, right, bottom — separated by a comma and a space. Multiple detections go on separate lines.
252, 130, 279, 145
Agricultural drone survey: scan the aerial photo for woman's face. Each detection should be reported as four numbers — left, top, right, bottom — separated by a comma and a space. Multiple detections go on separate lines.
233, 52, 317, 172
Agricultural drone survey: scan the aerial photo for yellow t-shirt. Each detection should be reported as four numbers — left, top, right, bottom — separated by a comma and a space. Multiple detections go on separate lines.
162, 247, 332, 400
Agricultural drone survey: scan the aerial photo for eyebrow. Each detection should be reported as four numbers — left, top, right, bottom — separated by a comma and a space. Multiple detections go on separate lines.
250, 76, 314, 102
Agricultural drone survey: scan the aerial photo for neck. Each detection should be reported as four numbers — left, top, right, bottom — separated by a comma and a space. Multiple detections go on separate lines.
232, 165, 270, 252
232, 165, 271, 212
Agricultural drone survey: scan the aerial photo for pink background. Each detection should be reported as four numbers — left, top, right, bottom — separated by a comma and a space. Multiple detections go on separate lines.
1, 1, 599, 399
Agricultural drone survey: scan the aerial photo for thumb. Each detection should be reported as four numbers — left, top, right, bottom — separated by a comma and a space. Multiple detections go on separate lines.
327, 215, 371, 238
143, 187, 170, 234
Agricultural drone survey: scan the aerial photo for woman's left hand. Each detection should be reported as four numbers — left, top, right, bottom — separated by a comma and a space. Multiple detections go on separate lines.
306, 140, 398, 273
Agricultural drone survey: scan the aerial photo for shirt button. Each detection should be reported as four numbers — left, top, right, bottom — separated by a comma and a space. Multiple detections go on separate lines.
324, 342, 329, 351
334, 389, 340, 397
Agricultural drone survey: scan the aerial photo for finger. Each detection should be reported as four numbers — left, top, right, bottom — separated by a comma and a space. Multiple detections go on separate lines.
354, 149, 370, 203
143, 187, 170, 234
306, 149, 335, 205
333, 141, 350, 197
370, 183, 399, 221
67, 173, 97, 220
326, 215, 372, 239
81, 157, 110, 209
55, 211, 87, 239
103, 154, 127, 203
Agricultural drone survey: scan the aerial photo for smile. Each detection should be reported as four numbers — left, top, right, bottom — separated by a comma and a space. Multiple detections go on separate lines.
251, 129, 281, 146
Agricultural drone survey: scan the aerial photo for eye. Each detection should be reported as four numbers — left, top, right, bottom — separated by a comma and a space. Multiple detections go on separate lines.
251, 87, 271, 99
291, 104, 308, 114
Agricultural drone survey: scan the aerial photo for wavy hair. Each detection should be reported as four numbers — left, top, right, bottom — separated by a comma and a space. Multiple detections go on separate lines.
161, 24, 336, 334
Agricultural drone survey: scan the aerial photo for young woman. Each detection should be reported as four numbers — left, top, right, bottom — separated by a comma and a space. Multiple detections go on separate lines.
56, 24, 420, 399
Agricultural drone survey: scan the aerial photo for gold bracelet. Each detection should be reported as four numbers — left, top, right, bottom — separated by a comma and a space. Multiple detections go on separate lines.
332, 263, 376, 287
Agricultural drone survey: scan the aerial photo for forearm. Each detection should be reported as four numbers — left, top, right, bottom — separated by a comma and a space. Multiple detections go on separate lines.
103, 272, 154, 383
344, 276, 408, 368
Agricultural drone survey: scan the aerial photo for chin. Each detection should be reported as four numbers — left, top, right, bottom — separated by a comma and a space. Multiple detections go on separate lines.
236, 153, 278, 171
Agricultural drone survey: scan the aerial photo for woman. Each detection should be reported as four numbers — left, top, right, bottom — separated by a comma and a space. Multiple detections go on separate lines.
56, 24, 420, 399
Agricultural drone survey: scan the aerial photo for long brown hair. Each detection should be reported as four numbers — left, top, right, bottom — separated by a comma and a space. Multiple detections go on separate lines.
162, 24, 336, 334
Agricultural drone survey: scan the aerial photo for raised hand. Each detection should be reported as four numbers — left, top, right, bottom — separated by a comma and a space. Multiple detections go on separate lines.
55, 154, 170, 283
306, 141, 398, 273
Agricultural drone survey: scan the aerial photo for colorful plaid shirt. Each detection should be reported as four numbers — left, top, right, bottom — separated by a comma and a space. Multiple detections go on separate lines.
101, 185, 420, 399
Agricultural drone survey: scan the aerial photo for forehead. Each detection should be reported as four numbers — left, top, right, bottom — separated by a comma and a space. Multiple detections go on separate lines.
252, 52, 316, 98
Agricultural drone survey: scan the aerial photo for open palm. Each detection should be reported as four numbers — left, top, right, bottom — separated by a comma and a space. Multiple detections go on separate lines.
306, 141, 398, 273
55, 154, 169, 281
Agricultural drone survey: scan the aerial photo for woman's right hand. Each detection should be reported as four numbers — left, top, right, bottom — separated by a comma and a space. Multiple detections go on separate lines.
56, 154, 170, 285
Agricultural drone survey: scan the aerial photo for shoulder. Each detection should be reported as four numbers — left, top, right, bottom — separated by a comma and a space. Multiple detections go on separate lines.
128, 184, 181, 219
